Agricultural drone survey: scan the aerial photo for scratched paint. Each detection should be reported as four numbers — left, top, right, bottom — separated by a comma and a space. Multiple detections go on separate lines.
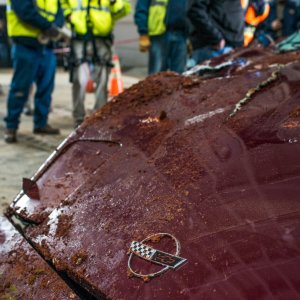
6, 48, 300, 299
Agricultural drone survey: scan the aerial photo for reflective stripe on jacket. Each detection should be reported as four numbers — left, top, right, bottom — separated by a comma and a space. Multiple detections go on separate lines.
61, 0, 131, 37
244, 25, 256, 46
148, 0, 168, 36
245, 3, 270, 26
244, 2, 270, 46
6, 0, 58, 38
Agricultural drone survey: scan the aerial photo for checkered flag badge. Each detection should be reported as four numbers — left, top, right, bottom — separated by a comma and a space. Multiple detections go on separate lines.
130, 241, 155, 259
130, 240, 187, 269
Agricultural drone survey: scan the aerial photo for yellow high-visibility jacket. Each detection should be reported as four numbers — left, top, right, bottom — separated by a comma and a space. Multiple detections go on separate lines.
61, 0, 131, 37
6, 0, 58, 38
148, 0, 168, 36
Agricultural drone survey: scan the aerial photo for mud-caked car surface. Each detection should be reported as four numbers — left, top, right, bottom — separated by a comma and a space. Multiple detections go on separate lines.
4, 47, 300, 299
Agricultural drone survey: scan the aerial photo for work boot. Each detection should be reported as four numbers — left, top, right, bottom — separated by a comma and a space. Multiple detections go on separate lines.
33, 124, 60, 135
4, 128, 17, 143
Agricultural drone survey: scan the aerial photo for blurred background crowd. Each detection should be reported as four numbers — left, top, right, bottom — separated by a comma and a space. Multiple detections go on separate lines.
1, 0, 300, 143
1, 0, 299, 70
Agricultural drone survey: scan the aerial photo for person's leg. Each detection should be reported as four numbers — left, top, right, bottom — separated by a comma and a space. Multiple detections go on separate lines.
94, 39, 112, 110
33, 47, 57, 130
283, 1, 297, 37
72, 41, 88, 125
23, 83, 35, 116
4, 44, 38, 130
73, 62, 89, 125
148, 35, 165, 74
167, 31, 187, 74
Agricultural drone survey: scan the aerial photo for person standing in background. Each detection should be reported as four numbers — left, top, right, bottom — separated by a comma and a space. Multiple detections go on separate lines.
134, 0, 190, 74
60, 0, 131, 128
258, 0, 282, 47
4, 0, 63, 143
282, 0, 300, 37
188, 0, 244, 64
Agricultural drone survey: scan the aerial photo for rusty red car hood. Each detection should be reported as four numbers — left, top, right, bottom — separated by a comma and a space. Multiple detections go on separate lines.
4, 48, 300, 299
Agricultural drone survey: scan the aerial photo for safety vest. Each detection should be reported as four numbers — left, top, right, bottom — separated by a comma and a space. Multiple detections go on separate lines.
148, 0, 168, 36
61, 0, 131, 36
6, 0, 58, 38
244, 2, 270, 46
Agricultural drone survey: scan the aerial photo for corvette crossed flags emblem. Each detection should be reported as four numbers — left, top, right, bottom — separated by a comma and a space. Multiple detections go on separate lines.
127, 233, 187, 281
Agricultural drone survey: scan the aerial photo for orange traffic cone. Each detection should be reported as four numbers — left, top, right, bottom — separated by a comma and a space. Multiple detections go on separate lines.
86, 64, 95, 93
86, 78, 95, 93
109, 54, 124, 97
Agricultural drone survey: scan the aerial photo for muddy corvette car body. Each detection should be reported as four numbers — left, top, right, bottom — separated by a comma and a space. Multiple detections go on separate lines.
2, 46, 300, 299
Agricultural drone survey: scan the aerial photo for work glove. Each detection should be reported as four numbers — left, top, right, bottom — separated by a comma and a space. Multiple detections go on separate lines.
65, 13, 72, 23
139, 35, 151, 52
44, 25, 60, 39
271, 19, 282, 31
38, 25, 61, 44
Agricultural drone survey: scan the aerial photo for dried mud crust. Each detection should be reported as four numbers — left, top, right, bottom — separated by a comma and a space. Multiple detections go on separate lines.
1, 251, 76, 300
9, 64, 263, 224
84, 72, 202, 126
71, 250, 88, 266
0, 217, 79, 300
56, 213, 73, 238
9, 136, 118, 225
23, 146, 186, 298
289, 107, 300, 117
16, 206, 50, 225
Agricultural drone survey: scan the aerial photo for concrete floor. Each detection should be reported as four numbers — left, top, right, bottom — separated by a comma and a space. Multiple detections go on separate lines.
0, 69, 142, 215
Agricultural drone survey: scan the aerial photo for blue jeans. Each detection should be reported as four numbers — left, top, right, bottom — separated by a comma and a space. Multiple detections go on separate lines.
149, 31, 187, 74
191, 46, 233, 65
4, 43, 56, 129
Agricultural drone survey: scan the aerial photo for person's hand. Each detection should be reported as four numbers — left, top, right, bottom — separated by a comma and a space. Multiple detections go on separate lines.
212, 38, 225, 50
139, 35, 151, 52
44, 25, 60, 39
66, 14, 72, 23
271, 19, 282, 31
